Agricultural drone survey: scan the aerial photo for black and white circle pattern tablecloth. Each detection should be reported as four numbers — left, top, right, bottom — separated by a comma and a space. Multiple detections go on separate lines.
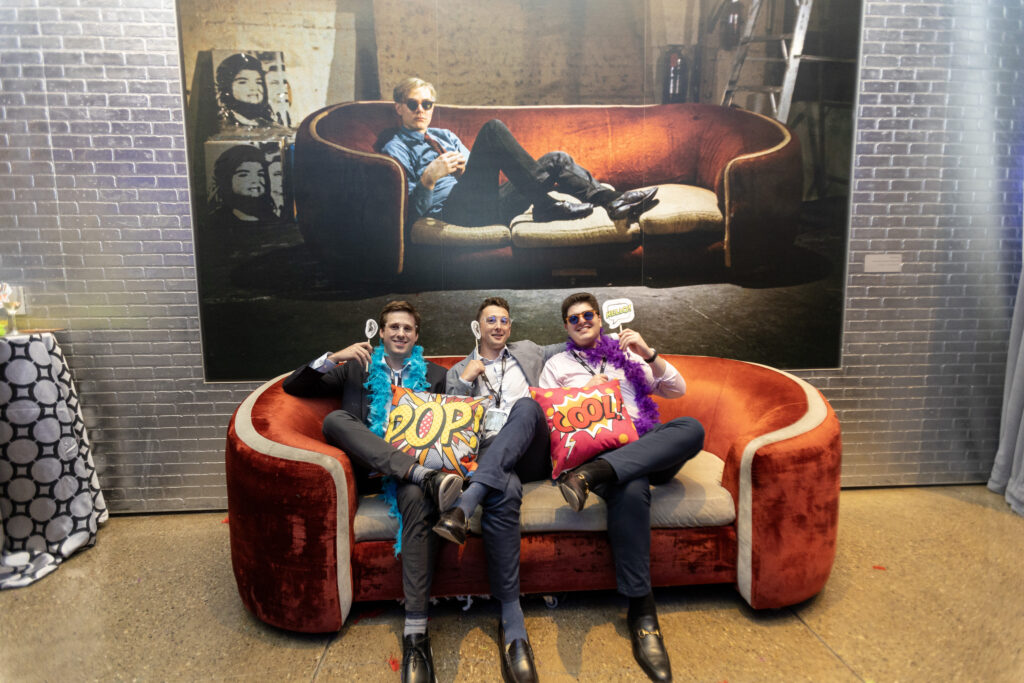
0, 333, 108, 589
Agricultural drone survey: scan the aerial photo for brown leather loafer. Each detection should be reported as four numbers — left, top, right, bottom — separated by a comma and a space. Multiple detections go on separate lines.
556, 470, 589, 512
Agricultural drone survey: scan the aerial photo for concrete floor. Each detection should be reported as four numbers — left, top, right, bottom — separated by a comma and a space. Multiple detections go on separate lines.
2, 485, 1022, 682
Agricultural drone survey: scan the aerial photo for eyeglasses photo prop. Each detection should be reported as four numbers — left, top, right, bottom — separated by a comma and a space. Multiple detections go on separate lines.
484, 315, 511, 326
405, 99, 434, 112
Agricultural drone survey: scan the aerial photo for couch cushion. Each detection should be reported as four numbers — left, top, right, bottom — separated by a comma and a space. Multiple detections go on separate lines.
638, 184, 723, 236
410, 216, 511, 247
509, 191, 639, 248
352, 449, 735, 542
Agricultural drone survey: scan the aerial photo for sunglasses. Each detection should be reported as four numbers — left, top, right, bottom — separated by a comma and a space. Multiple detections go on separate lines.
405, 99, 435, 112
484, 315, 512, 325
565, 310, 598, 325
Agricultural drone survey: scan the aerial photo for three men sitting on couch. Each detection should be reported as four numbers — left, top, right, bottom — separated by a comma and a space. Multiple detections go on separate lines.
285, 294, 704, 683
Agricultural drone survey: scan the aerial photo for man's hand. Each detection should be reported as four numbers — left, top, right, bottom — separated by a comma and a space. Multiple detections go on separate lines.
327, 342, 373, 367
420, 151, 466, 189
617, 328, 654, 360
459, 358, 487, 383
583, 373, 610, 389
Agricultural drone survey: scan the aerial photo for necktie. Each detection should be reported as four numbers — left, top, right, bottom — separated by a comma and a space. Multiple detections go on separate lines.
423, 131, 463, 178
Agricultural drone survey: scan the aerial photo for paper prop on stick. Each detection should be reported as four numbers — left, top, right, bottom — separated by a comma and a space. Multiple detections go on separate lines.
470, 319, 482, 353
602, 298, 635, 333
363, 318, 379, 370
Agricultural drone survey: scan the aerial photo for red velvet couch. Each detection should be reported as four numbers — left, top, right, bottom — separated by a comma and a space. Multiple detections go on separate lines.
293, 102, 802, 289
225, 355, 841, 633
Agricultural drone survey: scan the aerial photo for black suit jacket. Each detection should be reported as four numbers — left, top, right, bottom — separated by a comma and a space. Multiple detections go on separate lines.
282, 356, 448, 423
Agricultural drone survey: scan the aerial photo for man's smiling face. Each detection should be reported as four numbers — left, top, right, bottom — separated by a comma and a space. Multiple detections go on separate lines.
564, 302, 601, 348
380, 311, 419, 358
478, 305, 511, 356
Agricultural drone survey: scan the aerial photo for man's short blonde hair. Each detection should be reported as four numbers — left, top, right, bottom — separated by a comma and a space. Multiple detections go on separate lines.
393, 77, 437, 104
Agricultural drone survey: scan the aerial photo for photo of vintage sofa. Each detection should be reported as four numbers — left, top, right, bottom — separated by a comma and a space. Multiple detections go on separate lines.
225, 354, 841, 633
293, 103, 803, 289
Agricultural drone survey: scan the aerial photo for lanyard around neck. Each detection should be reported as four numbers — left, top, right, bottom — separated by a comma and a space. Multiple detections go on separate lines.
478, 352, 507, 408
570, 349, 607, 376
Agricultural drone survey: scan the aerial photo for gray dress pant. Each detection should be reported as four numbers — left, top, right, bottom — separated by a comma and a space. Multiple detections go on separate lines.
322, 409, 439, 613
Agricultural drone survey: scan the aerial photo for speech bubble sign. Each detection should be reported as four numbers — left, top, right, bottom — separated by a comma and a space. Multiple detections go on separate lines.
602, 298, 635, 330
470, 320, 481, 340
364, 318, 379, 340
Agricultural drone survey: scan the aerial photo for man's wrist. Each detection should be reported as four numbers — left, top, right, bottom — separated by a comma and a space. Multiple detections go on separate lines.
644, 348, 658, 364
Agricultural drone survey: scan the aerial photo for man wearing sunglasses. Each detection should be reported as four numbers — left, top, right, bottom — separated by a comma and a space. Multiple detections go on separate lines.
536, 292, 705, 683
434, 296, 560, 683
382, 77, 658, 227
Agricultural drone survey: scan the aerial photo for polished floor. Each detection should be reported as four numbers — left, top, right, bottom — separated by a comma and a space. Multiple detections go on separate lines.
2, 485, 1022, 682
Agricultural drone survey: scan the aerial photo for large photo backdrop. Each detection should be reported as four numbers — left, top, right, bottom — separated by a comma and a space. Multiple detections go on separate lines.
177, 0, 858, 381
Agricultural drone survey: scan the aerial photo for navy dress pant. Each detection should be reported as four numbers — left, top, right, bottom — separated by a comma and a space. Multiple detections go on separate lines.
471, 399, 705, 600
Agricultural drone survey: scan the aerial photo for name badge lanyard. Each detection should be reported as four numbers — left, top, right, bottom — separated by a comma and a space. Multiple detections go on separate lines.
478, 353, 507, 408
570, 350, 607, 377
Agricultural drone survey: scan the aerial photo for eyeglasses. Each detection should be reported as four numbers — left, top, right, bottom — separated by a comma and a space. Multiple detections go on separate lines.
405, 99, 434, 112
565, 310, 597, 325
484, 315, 511, 326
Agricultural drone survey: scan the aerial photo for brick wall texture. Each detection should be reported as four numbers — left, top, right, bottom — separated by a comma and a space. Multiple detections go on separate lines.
1, 0, 1021, 511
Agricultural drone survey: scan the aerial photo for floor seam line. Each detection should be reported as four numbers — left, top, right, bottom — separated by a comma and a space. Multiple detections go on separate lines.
790, 607, 865, 682
310, 633, 336, 682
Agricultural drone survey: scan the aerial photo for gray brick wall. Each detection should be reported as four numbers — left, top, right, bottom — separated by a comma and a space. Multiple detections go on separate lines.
0, 0, 1020, 510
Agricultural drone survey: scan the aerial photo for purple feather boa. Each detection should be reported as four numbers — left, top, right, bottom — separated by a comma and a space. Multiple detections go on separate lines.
566, 331, 661, 435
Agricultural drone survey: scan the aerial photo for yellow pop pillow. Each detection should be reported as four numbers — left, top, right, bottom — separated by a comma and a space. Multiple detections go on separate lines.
385, 387, 490, 477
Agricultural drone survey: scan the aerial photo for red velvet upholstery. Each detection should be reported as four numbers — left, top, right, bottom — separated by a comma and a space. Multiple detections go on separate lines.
293, 103, 802, 285
226, 355, 840, 632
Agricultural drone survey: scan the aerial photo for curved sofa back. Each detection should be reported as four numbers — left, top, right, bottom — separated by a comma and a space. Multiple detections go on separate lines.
250, 355, 812, 464
302, 101, 790, 195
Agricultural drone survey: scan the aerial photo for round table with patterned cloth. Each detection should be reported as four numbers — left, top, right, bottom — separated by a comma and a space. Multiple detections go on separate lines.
0, 332, 107, 588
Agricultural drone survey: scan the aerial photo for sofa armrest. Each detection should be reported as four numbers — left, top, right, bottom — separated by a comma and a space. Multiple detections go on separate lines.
225, 376, 358, 632
294, 104, 409, 279
721, 379, 841, 609
719, 113, 803, 269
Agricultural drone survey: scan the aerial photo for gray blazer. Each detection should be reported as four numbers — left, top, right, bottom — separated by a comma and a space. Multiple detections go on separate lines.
447, 339, 562, 396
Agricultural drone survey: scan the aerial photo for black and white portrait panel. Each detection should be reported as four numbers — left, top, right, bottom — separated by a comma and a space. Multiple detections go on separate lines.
204, 140, 288, 226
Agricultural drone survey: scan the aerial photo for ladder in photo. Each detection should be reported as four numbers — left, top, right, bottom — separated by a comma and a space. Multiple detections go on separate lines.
721, 0, 815, 123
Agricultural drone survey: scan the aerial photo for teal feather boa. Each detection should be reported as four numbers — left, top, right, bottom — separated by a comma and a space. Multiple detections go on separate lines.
364, 344, 430, 437
363, 344, 430, 556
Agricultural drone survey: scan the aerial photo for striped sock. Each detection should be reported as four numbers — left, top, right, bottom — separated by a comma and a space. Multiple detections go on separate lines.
408, 465, 428, 486
404, 611, 428, 637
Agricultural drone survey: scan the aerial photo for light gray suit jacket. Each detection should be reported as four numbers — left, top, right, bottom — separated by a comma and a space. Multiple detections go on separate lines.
446, 339, 562, 396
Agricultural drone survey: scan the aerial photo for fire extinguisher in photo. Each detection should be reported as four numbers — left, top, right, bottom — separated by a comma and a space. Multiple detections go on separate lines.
721, 0, 746, 51
663, 46, 689, 103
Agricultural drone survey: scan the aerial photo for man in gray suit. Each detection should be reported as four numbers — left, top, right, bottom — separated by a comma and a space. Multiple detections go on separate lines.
435, 297, 556, 683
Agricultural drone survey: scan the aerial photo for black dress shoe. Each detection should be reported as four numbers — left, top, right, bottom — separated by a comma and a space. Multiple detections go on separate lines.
432, 507, 467, 545
498, 622, 539, 683
402, 632, 436, 683
606, 187, 659, 220
556, 470, 589, 512
533, 200, 594, 222
421, 470, 462, 512
628, 613, 672, 682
